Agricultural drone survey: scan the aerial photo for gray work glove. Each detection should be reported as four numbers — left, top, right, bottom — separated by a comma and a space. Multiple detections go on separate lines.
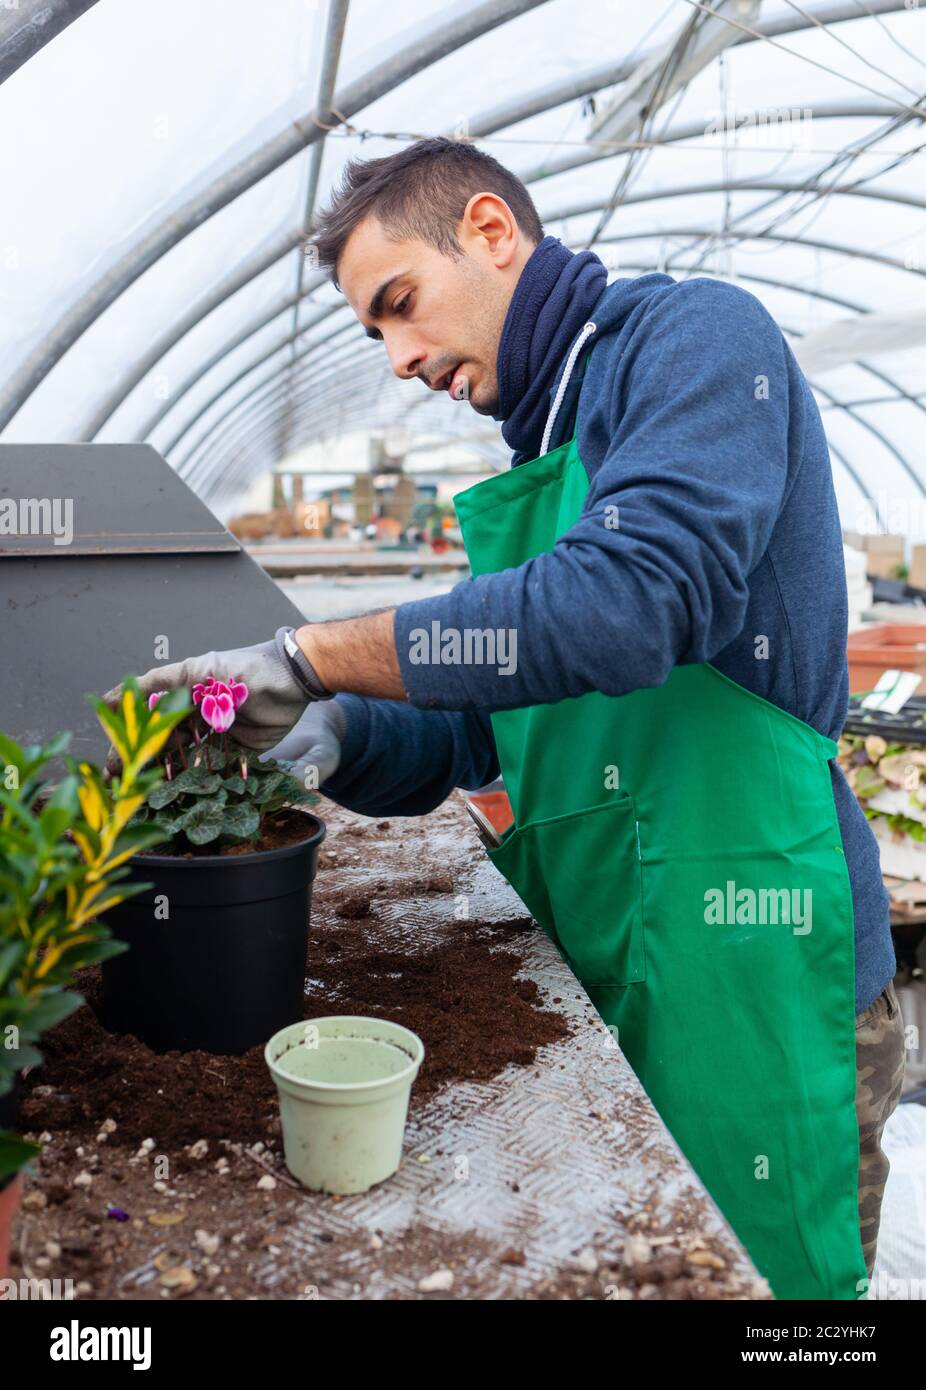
103, 627, 327, 757
262, 700, 347, 787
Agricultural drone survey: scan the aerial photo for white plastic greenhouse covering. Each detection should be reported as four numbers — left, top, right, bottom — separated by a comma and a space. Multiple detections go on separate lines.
2, 0, 926, 528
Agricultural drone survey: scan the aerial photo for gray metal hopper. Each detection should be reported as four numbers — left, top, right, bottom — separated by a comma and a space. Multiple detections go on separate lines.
0, 443, 303, 762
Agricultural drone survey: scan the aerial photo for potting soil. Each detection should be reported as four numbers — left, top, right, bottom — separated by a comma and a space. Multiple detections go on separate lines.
22, 916, 569, 1152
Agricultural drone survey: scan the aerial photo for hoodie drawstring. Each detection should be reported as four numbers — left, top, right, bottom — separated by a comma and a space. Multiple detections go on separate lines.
539, 320, 597, 458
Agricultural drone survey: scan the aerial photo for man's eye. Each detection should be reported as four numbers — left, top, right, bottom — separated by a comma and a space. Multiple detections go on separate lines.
395, 295, 411, 315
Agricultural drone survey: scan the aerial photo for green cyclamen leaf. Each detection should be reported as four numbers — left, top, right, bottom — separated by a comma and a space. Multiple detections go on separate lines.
152, 814, 184, 838
171, 767, 223, 796
285, 785, 318, 806
178, 797, 227, 845
248, 771, 284, 802
221, 803, 261, 839
148, 779, 181, 809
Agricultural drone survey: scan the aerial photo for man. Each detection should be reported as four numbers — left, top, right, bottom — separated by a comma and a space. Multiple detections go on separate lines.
117, 138, 904, 1299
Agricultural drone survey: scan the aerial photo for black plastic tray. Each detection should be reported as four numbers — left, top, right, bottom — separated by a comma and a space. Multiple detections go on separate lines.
844, 694, 926, 745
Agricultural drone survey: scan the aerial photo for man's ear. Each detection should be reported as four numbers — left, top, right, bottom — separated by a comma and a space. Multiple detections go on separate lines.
460, 192, 519, 268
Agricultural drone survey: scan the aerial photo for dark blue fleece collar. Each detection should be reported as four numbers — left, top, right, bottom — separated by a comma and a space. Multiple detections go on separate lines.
495, 236, 607, 461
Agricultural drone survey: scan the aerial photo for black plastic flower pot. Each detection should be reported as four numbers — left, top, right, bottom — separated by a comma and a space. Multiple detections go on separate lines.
100, 811, 326, 1055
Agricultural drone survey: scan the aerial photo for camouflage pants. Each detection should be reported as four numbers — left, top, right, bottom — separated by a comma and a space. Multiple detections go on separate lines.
856, 979, 907, 1278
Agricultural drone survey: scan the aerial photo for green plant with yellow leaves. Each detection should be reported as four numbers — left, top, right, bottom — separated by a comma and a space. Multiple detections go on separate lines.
0, 679, 190, 1181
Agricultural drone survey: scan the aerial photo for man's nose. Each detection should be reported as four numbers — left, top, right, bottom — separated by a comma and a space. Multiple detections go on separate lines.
384, 330, 426, 383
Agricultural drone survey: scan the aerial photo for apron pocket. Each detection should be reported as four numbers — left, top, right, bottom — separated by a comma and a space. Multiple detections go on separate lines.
487, 795, 646, 988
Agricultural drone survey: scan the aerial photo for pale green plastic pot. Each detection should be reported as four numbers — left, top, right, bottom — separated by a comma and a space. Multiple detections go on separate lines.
264, 1016, 425, 1195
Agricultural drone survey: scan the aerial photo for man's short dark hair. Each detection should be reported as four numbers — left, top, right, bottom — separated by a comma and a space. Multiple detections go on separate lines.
310, 137, 544, 285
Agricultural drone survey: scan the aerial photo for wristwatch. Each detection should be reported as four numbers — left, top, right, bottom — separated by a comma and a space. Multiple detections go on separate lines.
275, 626, 333, 701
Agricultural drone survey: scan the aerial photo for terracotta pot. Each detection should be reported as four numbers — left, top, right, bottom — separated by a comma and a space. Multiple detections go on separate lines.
847, 623, 926, 694
0, 1175, 22, 1280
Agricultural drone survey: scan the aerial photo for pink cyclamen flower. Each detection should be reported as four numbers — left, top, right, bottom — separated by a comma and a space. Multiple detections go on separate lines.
192, 676, 247, 709
147, 691, 166, 710
192, 675, 224, 705
205, 679, 233, 700
200, 689, 236, 733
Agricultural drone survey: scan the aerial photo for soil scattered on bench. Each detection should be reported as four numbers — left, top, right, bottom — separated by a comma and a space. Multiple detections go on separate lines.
21, 916, 568, 1153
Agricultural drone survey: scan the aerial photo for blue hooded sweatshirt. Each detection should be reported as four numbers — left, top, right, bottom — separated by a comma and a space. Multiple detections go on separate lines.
321, 236, 895, 1014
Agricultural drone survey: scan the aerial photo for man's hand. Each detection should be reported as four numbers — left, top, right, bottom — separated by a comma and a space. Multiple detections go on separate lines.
262, 701, 347, 786
103, 630, 315, 755
104, 608, 406, 773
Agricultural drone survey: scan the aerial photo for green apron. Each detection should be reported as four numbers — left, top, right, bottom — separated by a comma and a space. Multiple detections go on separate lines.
454, 352, 866, 1301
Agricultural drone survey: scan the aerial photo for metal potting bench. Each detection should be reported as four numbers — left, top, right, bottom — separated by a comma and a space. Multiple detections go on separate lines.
245, 794, 768, 1300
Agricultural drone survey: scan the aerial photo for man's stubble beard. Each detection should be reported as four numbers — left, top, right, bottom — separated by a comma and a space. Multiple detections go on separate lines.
456, 255, 510, 417
468, 371, 500, 416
